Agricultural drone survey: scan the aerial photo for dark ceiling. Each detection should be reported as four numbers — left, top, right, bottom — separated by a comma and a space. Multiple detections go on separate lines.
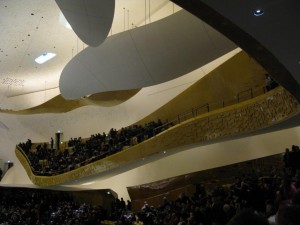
171, 0, 300, 102
170, 0, 300, 136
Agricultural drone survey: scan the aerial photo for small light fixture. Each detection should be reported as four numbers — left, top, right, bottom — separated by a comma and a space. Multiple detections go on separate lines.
35, 53, 56, 64
254, 9, 264, 16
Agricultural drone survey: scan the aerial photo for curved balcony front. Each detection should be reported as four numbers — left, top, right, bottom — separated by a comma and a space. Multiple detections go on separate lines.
16, 86, 299, 186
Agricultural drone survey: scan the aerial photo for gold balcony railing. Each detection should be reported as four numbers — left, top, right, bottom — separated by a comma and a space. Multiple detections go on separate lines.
16, 86, 300, 186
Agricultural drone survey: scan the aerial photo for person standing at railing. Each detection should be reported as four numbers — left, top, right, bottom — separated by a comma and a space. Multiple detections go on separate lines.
50, 137, 54, 149
265, 74, 279, 91
265, 74, 273, 92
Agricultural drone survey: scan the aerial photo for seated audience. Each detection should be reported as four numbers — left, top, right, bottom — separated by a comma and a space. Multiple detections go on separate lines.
3, 147, 300, 224
17, 119, 170, 176
276, 204, 300, 225
227, 210, 269, 225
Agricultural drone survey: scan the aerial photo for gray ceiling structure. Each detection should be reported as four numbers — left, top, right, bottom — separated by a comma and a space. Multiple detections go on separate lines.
171, 0, 300, 102
55, 0, 115, 47
171, 0, 300, 132
59, 10, 236, 99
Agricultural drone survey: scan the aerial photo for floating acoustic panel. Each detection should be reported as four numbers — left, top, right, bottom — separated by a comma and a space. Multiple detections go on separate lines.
59, 10, 237, 99
55, 0, 114, 47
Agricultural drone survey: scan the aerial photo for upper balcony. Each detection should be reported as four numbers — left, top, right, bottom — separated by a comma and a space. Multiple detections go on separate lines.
16, 84, 299, 186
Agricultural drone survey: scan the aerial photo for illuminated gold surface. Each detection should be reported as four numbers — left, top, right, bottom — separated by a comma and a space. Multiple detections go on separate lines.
1, 89, 140, 114
136, 51, 267, 125
16, 86, 300, 186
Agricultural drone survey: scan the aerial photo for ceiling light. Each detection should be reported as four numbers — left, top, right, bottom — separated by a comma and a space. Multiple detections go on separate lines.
35, 53, 56, 64
254, 9, 264, 16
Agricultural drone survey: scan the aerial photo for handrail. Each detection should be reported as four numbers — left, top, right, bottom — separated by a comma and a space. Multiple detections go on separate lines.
237, 88, 253, 103
153, 85, 267, 135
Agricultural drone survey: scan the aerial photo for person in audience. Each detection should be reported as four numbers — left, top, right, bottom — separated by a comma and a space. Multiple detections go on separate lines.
227, 210, 269, 225
50, 137, 54, 149
16, 137, 300, 224
265, 74, 273, 92
276, 204, 300, 225
18, 119, 172, 176
275, 176, 297, 210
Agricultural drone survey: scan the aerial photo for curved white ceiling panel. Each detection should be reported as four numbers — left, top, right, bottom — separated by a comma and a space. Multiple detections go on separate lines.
59, 10, 237, 99
55, 0, 114, 47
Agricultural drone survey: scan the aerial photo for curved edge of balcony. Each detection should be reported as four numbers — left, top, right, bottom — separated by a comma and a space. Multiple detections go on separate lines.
16, 86, 300, 186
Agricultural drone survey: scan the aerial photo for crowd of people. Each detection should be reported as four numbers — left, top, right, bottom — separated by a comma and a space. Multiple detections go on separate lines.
17, 119, 172, 176
110, 165, 300, 225
2, 147, 300, 224
283, 145, 300, 173
0, 187, 109, 225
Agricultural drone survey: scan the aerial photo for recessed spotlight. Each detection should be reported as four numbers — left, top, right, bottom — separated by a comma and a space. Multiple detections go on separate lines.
254, 9, 264, 16
35, 52, 56, 64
